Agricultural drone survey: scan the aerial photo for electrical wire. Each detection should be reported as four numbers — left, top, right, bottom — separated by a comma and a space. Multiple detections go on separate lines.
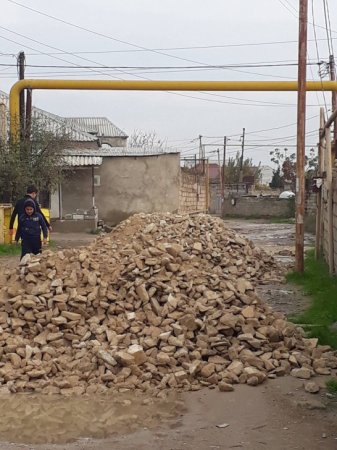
0, 33, 124, 81
0, 61, 319, 69
311, 0, 329, 116
323, 0, 333, 55
0, 27, 311, 108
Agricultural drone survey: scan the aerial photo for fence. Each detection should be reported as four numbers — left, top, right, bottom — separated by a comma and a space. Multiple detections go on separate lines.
316, 107, 337, 275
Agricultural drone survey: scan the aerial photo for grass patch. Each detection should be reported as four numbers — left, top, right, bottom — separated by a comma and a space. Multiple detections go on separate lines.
326, 378, 337, 395
0, 244, 21, 256
0, 241, 55, 256
287, 249, 337, 348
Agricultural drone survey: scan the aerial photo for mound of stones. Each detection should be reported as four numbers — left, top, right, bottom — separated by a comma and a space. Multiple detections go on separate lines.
0, 213, 336, 396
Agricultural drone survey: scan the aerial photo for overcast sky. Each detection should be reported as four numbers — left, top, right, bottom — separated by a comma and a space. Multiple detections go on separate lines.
1, 0, 336, 165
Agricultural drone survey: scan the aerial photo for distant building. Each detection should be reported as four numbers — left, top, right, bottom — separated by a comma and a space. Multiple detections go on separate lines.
65, 117, 128, 148
259, 165, 274, 186
208, 163, 221, 181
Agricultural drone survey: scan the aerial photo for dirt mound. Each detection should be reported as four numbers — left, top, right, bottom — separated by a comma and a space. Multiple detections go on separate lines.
0, 213, 336, 395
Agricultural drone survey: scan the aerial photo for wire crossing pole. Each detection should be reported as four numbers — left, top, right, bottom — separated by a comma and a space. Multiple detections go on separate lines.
295, 0, 308, 273
17, 51, 25, 142
221, 137, 227, 217
239, 128, 245, 182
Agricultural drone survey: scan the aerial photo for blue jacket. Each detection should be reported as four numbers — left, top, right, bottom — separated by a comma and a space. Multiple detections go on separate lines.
10, 194, 50, 230
15, 199, 48, 241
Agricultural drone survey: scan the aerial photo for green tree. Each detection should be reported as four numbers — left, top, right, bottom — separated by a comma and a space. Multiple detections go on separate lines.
0, 119, 70, 203
224, 152, 261, 184
269, 147, 318, 188
269, 167, 283, 188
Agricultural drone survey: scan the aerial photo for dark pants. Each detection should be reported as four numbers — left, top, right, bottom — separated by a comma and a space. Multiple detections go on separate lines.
21, 237, 42, 259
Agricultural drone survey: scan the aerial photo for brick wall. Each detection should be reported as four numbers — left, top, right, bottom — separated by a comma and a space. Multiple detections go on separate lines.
179, 170, 207, 214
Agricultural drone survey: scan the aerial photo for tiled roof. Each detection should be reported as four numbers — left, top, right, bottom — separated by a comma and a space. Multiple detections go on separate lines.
65, 117, 127, 138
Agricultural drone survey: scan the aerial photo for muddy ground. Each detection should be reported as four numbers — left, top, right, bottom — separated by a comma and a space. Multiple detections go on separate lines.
0, 220, 336, 450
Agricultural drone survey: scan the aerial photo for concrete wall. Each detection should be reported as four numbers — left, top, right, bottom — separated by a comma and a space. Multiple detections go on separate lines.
100, 137, 127, 147
55, 154, 209, 228
95, 153, 180, 224
321, 167, 337, 274
179, 170, 207, 214
223, 196, 294, 218
209, 182, 222, 215
61, 167, 94, 216
58, 154, 180, 225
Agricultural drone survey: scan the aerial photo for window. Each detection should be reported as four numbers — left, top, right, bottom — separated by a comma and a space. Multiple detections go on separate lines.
94, 175, 101, 187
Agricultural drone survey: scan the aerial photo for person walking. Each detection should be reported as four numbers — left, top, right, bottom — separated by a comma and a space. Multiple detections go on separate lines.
15, 198, 48, 259
8, 185, 51, 238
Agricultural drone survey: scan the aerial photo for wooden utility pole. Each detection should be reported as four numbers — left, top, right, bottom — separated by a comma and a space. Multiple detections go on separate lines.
217, 148, 222, 193
295, 0, 308, 273
329, 55, 337, 157
222, 136, 227, 190
198, 135, 203, 160
325, 126, 334, 274
239, 128, 245, 182
315, 107, 325, 259
17, 51, 25, 141
221, 136, 227, 217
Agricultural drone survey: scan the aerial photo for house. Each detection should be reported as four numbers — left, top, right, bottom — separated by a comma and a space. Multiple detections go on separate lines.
55, 145, 180, 229
259, 165, 274, 186
65, 117, 128, 148
208, 163, 221, 181
0, 90, 181, 229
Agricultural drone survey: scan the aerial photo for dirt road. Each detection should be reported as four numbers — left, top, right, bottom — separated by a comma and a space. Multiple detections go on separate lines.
0, 220, 336, 450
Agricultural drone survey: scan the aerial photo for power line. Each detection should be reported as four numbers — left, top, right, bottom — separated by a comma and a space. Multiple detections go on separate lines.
6, 0, 260, 68
0, 26, 314, 108
1, 38, 337, 57
0, 61, 320, 69
311, 0, 329, 116
323, 0, 333, 55
0, 32, 124, 81
277, 0, 337, 34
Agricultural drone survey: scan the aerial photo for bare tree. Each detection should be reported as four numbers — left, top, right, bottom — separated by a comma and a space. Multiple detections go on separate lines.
128, 129, 167, 150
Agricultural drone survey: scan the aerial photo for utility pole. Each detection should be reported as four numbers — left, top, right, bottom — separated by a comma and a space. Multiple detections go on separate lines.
222, 136, 227, 191
329, 54, 337, 157
217, 148, 222, 194
221, 137, 227, 218
198, 135, 203, 160
239, 127, 245, 182
17, 51, 25, 142
295, 0, 308, 273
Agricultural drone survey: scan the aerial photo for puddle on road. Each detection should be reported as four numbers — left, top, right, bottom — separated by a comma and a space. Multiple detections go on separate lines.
0, 391, 184, 445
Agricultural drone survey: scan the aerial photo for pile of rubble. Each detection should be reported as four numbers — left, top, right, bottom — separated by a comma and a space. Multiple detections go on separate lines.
0, 213, 336, 396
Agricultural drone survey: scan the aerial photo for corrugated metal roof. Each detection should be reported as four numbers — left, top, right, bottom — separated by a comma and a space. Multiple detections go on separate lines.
63, 155, 103, 166
66, 117, 128, 138
0, 90, 98, 142
63, 145, 178, 157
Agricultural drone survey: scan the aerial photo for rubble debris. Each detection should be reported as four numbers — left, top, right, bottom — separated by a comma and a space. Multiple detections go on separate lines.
0, 213, 336, 396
